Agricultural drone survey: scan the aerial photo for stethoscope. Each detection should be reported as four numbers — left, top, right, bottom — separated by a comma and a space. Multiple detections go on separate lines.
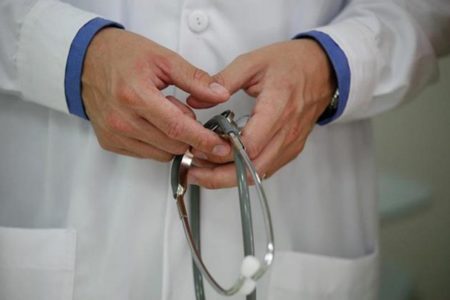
171, 110, 275, 300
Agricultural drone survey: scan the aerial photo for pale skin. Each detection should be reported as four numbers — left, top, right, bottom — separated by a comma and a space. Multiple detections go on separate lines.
82, 28, 231, 161
82, 29, 335, 188
186, 39, 336, 188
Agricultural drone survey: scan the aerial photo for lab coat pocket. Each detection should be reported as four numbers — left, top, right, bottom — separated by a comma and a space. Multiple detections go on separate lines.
267, 249, 379, 300
0, 227, 76, 300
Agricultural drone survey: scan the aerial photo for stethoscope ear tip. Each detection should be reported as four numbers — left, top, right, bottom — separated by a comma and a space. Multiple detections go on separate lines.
240, 255, 261, 278
238, 256, 261, 295
238, 278, 256, 295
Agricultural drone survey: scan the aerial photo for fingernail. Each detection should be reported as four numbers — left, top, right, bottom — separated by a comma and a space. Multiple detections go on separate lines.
213, 144, 230, 156
196, 152, 208, 160
209, 82, 229, 97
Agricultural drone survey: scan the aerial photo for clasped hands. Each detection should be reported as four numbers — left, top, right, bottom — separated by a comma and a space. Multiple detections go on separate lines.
82, 28, 335, 189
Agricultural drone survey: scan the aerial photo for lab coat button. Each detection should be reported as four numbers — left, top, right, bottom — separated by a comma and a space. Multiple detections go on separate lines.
188, 11, 209, 33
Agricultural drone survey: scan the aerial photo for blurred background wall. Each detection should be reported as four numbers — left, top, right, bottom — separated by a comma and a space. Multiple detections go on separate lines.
374, 56, 450, 300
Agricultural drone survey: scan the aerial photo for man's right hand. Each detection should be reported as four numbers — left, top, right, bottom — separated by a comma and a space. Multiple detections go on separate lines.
82, 28, 231, 161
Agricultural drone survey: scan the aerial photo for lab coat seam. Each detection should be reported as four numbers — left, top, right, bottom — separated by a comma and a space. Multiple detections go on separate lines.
15, 0, 41, 101
67, 229, 77, 300
11, 0, 35, 98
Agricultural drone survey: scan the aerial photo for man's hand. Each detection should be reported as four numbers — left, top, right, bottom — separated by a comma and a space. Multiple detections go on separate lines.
82, 28, 231, 161
186, 39, 336, 188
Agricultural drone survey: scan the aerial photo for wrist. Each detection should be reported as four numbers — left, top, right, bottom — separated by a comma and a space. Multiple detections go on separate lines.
83, 27, 121, 77
308, 39, 339, 121
291, 39, 337, 121
300, 38, 337, 102
293, 30, 350, 125
65, 18, 124, 120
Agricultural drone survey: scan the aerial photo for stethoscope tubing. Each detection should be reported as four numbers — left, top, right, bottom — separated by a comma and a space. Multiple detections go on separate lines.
172, 111, 275, 299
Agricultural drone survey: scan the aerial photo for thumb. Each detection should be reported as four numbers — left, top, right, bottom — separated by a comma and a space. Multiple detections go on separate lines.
169, 55, 230, 104
187, 54, 257, 109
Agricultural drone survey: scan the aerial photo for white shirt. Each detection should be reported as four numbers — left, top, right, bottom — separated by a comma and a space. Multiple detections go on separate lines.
0, 1, 448, 299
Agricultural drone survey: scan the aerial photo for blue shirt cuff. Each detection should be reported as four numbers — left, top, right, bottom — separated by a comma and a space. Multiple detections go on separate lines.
294, 30, 351, 125
65, 17, 124, 120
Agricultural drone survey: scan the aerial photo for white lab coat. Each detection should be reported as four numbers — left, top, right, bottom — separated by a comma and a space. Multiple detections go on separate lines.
0, 0, 448, 299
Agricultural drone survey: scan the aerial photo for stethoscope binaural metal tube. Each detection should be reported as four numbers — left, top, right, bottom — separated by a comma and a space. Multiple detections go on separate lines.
234, 147, 256, 300
171, 111, 275, 299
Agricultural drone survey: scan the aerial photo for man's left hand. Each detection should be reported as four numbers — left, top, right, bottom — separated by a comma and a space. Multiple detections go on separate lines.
187, 39, 336, 189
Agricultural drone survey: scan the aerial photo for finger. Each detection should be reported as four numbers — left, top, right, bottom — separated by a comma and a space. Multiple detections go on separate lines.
96, 126, 174, 161
186, 97, 218, 109
242, 100, 315, 170
249, 126, 290, 182
133, 86, 231, 156
261, 120, 313, 178
191, 157, 219, 168
188, 163, 237, 189
240, 87, 291, 159
190, 147, 234, 164
269, 139, 306, 176
187, 54, 257, 108
214, 54, 259, 93
130, 116, 189, 155
101, 105, 189, 155
113, 148, 143, 158
166, 96, 196, 119
188, 124, 290, 189
190, 87, 291, 164
187, 128, 284, 188
116, 135, 173, 162
168, 55, 230, 104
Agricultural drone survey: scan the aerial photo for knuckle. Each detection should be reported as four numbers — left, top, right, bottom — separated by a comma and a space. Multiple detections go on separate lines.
166, 118, 185, 140
245, 141, 262, 160
255, 165, 265, 178
164, 51, 179, 64
105, 112, 133, 133
203, 178, 220, 190
116, 84, 141, 106
252, 165, 265, 184
245, 172, 256, 186
273, 79, 295, 91
192, 67, 209, 82
155, 53, 177, 77
283, 104, 296, 119
195, 136, 211, 152
287, 125, 301, 144
184, 108, 196, 120
212, 73, 226, 87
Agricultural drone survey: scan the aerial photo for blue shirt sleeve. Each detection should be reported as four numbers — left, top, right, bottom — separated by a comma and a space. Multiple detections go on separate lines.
65, 18, 124, 120
294, 30, 351, 125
